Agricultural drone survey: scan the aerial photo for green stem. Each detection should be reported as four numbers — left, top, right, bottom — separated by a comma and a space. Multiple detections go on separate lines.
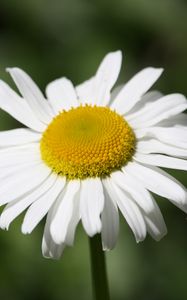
89, 234, 110, 300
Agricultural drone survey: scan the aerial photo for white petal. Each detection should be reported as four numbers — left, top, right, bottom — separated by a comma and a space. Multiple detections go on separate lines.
0, 144, 40, 168
7, 68, 53, 123
0, 173, 57, 230
111, 171, 155, 213
0, 144, 40, 172
80, 178, 104, 236
111, 67, 163, 114
46, 77, 79, 113
135, 126, 187, 141
115, 168, 167, 240
42, 183, 80, 258
0, 161, 42, 182
128, 94, 187, 129
0, 163, 51, 205
42, 209, 65, 259
101, 181, 119, 250
76, 51, 122, 106
0, 128, 41, 147
76, 77, 95, 105
0, 142, 39, 154
63, 189, 80, 246
137, 139, 187, 158
109, 84, 124, 105
93, 51, 122, 106
134, 153, 187, 171
157, 113, 187, 128
124, 162, 187, 212
0, 80, 46, 132
135, 127, 187, 149
125, 91, 163, 116
104, 178, 146, 242
50, 180, 80, 244
42, 234, 65, 260
141, 194, 167, 241
21, 176, 66, 234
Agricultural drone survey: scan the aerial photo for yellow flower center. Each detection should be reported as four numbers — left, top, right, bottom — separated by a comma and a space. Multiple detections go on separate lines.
40, 105, 135, 180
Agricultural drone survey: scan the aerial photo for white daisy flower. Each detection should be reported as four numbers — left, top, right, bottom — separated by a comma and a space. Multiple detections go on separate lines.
0, 51, 187, 259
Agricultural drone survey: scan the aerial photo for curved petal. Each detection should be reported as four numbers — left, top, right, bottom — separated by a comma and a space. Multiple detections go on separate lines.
50, 180, 80, 244
128, 94, 187, 129
46, 77, 79, 113
0, 128, 41, 147
134, 153, 187, 171
124, 162, 187, 212
42, 183, 80, 258
0, 163, 51, 205
63, 189, 81, 246
111, 67, 163, 114
125, 90, 163, 116
7, 68, 54, 123
101, 181, 119, 250
136, 139, 187, 158
111, 171, 155, 213
115, 168, 167, 240
0, 80, 46, 132
0, 146, 40, 168
42, 235, 65, 260
141, 194, 167, 241
157, 113, 187, 128
0, 143, 39, 155
0, 173, 57, 230
76, 51, 122, 106
21, 176, 66, 234
42, 209, 65, 259
0, 161, 42, 182
104, 178, 146, 242
80, 178, 104, 236
93, 51, 122, 106
135, 127, 187, 149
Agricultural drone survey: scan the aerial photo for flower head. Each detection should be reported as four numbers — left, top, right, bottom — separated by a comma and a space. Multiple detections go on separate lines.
0, 51, 187, 259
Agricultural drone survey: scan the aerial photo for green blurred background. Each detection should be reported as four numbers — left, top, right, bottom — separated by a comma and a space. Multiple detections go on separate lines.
0, 0, 187, 299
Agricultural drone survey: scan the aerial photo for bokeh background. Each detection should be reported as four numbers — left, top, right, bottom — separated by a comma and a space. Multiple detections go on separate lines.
0, 0, 187, 299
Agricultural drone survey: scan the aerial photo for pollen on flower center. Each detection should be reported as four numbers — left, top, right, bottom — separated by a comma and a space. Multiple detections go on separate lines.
40, 105, 136, 179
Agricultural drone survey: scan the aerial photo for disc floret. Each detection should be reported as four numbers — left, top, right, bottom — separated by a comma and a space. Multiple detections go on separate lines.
40, 105, 135, 179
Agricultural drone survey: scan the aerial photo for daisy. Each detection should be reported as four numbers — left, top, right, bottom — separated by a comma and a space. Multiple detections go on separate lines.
0, 51, 187, 260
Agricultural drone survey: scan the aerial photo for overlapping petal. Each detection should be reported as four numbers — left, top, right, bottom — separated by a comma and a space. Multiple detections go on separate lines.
124, 162, 187, 212
21, 176, 66, 234
46, 77, 79, 113
0, 173, 57, 230
127, 94, 187, 128
7, 68, 54, 123
0, 80, 46, 132
104, 178, 147, 242
50, 180, 80, 244
0, 51, 186, 260
111, 67, 163, 114
0, 128, 41, 147
76, 51, 122, 106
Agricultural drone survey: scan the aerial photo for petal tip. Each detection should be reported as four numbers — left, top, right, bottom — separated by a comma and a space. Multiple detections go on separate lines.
21, 223, 32, 235
154, 229, 168, 242
50, 224, 65, 245
0, 220, 9, 231
6, 67, 19, 73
